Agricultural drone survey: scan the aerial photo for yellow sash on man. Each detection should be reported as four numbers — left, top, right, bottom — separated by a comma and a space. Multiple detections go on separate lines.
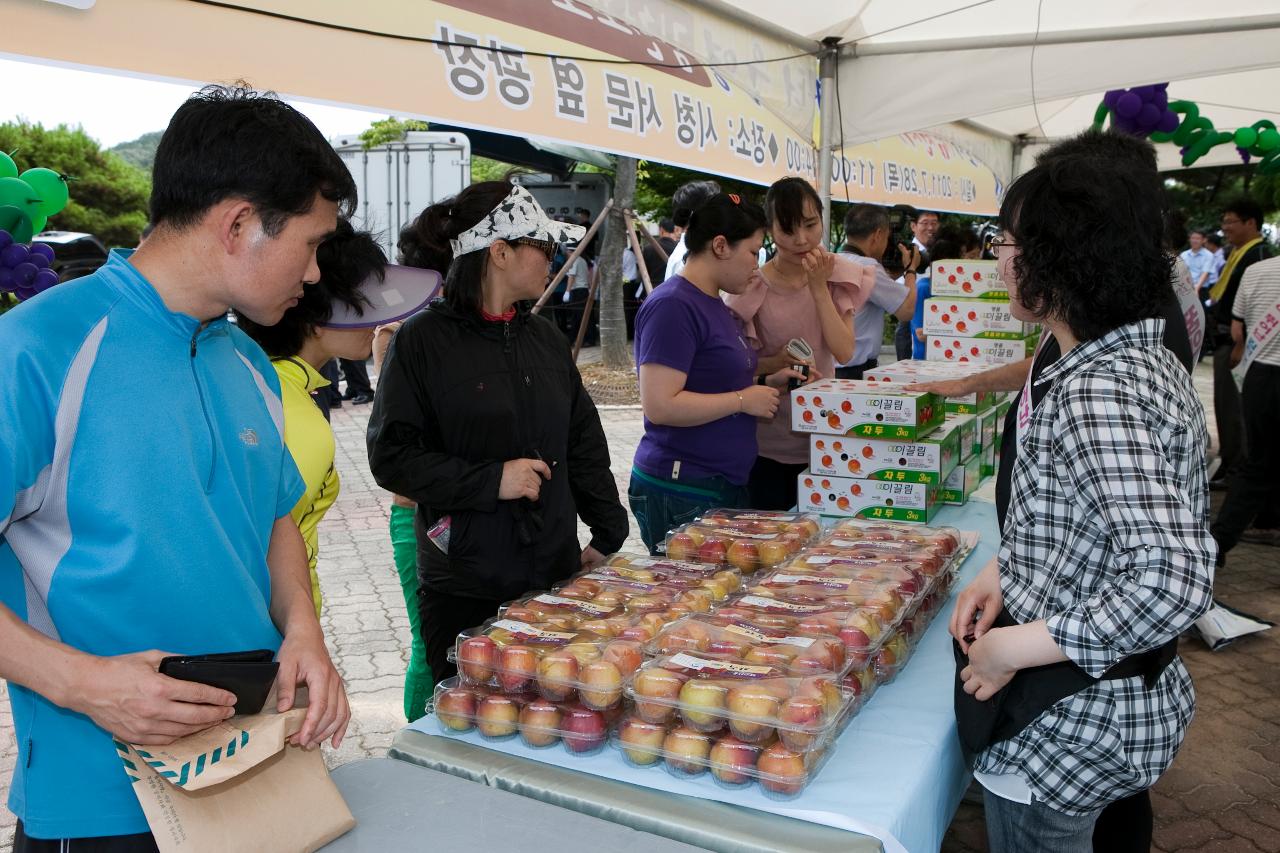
1210, 237, 1264, 302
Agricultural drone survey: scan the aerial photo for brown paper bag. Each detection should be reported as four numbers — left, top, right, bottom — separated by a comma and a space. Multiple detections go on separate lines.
115, 708, 355, 852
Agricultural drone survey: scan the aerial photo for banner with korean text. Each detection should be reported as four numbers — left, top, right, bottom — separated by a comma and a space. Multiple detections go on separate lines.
3, 0, 820, 186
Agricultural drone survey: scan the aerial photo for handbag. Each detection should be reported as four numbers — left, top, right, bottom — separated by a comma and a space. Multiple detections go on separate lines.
953, 609, 1177, 764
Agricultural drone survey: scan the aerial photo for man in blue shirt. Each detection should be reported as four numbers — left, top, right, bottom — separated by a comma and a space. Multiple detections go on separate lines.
1179, 228, 1215, 295
0, 85, 355, 850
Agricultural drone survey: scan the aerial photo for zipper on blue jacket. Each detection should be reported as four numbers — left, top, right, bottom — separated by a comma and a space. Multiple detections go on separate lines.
189, 329, 218, 493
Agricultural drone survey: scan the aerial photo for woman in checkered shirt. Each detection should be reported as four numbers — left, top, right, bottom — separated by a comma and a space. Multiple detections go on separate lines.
951, 136, 1217, 851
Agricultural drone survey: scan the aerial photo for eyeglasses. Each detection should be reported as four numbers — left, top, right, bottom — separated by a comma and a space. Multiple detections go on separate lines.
989, 239, 1017, 259
1220, 217, 1243, 227
511, 237, 557, 260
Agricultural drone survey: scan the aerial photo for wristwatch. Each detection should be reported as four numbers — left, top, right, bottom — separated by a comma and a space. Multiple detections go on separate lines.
756, 374, 767, 386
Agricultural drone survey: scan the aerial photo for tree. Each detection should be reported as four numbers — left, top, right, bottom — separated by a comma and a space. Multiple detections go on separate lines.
1163, 165, 1280, 240
0, 121, 150, 246
358, 116, 429, 149
110, 130, 164, 172
599, 156, 636, 368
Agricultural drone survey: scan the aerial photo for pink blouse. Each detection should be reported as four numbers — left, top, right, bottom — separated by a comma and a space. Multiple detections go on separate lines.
725, 258, 873, 464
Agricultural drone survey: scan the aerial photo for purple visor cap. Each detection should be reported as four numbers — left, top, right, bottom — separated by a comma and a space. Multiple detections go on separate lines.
322, 264, 443, 329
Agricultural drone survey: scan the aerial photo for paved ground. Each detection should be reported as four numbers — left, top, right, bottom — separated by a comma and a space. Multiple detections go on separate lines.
1, 353, 1276, 852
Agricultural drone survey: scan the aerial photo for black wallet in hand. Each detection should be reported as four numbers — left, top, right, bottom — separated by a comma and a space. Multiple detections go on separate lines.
159, 649, 279, 716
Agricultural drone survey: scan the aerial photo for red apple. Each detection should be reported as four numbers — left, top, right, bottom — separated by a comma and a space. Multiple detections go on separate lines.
579, 660, 623, 710
725, 684, 782, 742
616, 715, 667, 766
560, 704, 607, 753
631, 668, 686, 724
458, 636, 497, 684
497, 645, 539, 692
726, 540, 760, 573
776, 695, 825, 751
757, 742, 810, 796
709, 734, 762, 785
475, 694, 520, 738
602, 641, 644, 677
697, 539, 728, 565
662, 725, 712, 775
435, 686, 477, 732
535, 650, 579, 701
678, 679, 728, 731
519, 699, 563, 747
666, 532, 697, 561
757, 540, 790, 569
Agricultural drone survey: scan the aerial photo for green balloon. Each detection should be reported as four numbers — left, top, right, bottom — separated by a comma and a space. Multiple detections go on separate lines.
0, 176, 41, 219
0, 205, 35, 243
1259, 129, 1280, 152
29, 212, 47, 235
19, 168, 70, 217
1234, 127, 1259, 149
0, 152, 16, 180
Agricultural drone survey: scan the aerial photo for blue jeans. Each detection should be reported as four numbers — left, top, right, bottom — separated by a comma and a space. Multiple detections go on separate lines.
983, 789, 1103, 853
627, 467, 749, 555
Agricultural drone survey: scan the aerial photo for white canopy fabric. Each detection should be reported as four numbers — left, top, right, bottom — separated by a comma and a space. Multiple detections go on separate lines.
699, 0, 1280, 176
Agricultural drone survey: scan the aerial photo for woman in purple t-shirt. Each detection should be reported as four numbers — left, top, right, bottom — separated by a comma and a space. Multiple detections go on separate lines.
629, 194, 805, 553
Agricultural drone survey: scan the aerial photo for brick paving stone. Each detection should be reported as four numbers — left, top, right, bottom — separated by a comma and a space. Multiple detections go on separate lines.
3, 356, 1279, 853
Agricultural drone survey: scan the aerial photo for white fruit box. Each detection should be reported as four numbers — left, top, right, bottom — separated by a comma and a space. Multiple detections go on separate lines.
807, 417, 963, 486
922, 298, 1033, 339
925, 335, 1035, 365
790, 379, 944, 441
940, 455, 982, 505
928, 259, 1006, 299
862, 359, 995, 414
798, 471, 939, 523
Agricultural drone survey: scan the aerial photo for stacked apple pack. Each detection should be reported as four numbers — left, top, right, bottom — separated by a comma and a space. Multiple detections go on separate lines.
664, 509, 822, 573
431, 516, 977, 799
790, 379, 946, 521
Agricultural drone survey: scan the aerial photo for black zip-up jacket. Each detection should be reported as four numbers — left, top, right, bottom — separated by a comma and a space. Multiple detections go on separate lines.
366, 300, 628, 602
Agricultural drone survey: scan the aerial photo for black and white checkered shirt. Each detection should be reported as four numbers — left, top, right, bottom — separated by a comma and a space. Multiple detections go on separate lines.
974, 317, 1216, 815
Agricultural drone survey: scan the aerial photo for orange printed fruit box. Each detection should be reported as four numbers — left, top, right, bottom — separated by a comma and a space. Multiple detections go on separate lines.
863, 359, 994, 414
798, 470, 939, 522
927, 259, 1007, 299
790, 379, 944, 440
926, 335, 1035, 365
808, 420, 961, 485
922, 297, 1034, 339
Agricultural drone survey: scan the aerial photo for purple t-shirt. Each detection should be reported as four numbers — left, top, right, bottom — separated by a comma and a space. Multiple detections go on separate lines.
633, 276, 758, 485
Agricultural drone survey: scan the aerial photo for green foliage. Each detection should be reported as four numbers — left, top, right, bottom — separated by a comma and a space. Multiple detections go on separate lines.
472, 155, 518, 183
359, 116, 430, 150
0, 121, 150, 247
109, 130, 164, 172
1163, 165, 1280, 241
630, 160, 763, 220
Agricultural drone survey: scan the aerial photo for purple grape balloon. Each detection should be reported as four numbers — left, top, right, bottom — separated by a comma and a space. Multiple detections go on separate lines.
33, 268, 59, 292
0, 229, 11, 252
1, 242, 29, 268
1115, 92, 1142, 119
15, 283, 36, 301
13, 261, 38, 285
30, 243, 55, 262
0, 266, 14, 292
30, 253, 49, 270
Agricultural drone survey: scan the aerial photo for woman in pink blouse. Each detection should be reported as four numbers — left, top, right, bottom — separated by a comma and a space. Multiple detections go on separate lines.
724, 177, 872, 509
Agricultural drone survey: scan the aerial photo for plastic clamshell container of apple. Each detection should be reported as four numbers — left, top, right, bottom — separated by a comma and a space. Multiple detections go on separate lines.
452, 618, 644, 709
869, 630, 914, 685
611, 713, 839, 799
582, 554, 744, 602
664, 522, 813, 573
711, 593, 895, 659
622, 653, 859, 752
780, 552, 934, 598
644, 614, 858, 678
824, 520, 962, 557
430, 677, 616, 755
694, 508, 823, 542
743, 574, 917, 630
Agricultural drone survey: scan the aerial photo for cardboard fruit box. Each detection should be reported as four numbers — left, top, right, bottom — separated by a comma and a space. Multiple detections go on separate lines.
791, 379, 944, 441
863, 359, 995, 414
922, 298, 1034, 339
925, 335, 1035, 365
808, 416, 963, 486
928, 259, 1006, 299
798, 471, 940, 523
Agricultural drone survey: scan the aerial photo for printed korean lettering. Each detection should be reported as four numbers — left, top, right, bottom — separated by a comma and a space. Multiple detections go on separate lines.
488, 40, 533, 109
436, 24, 487, 100
884, 161, 902, 193
551, 58, 587, 122
605, 72, 663, 135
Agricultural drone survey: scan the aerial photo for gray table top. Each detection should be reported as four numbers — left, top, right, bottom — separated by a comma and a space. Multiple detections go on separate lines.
387, 729, 882, 853
322, 756, 703, 852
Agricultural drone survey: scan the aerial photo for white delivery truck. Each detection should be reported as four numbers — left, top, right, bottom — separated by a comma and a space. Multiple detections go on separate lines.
331, 131, 472, 262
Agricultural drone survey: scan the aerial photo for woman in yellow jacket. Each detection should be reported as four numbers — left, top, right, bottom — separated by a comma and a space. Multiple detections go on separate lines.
238, 221, 439, 614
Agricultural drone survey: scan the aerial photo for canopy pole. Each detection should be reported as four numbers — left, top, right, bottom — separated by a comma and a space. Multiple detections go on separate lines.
817, 38, 840, 242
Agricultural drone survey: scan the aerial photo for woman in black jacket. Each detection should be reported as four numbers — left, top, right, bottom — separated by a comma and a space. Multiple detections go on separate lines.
367, 181, 629, 681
